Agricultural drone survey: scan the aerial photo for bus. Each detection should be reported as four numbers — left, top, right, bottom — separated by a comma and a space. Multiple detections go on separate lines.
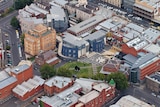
16, 30, 19, 39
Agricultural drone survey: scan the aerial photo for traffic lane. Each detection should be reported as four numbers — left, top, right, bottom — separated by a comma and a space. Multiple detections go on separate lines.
1, 97, 18, 107
0, 0, 14, 11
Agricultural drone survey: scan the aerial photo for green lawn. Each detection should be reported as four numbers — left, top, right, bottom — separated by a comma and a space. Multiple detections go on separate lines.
57, 61, 105, 80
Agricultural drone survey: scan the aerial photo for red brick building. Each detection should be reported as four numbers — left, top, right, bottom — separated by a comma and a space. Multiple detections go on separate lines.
0, 60, 33, 103
44, 76, 73, 96
130, 53, 160, 82
12, 76, 45, 101
122, 37, 148, 56
35, 50, 60, 66
76, 83, 115, 107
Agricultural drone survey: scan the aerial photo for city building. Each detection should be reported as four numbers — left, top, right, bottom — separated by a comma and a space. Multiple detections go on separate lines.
110, 95, 153, 107
35, 50, 60, 66
40, 83, 82, 107
75, 82, 115, 107
0, 60, 33, 103
146, 72, 160, 93
130, 53, 160, 83
83, 30, 106, 52
122, 0, 135, 13
104, 0, 122, 8
44, 76, 73, 96
12, 76, 45, 101
62, 33, 89, 58
24, 24, 56, 56
67, 15, 105, 36
17, 3, 49, 33
40, 78, 115, 107
122, 37, 148, 56
65, 0, 99, 21
143, 44, 160, 55
133, 0, 160, 20
47, 5, 68, 32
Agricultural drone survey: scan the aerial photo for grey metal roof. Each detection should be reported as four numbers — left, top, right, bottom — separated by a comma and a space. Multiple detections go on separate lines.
150, 73, 160, 82
63, 33, 88, 47
123, 54, 138, 64
67, 15, 105, 34
131, 53, 157, 69
0, 77, 17, 89
84, 30, 105, 41
11, 64, 30, 74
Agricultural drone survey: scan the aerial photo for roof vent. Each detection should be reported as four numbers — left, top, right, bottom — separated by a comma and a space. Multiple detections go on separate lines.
15, 69, 19, 72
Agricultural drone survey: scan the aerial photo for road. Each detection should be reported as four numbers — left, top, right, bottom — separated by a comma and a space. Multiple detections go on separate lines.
104, 85, 160, 107
0, 0, 14, 11
0, 11, 21, 66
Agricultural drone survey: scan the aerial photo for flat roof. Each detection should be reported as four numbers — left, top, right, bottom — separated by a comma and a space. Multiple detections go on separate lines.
45, 76, 72, 88
126, 23, 145, 33
142, 28, 160, 42
93, 83, 110, 92
123, 54, 138, 64
79, 90, 99, 104
46, 57, 59, 64
84, 30, 105, 41
30, 4, 49, 15
63, 33, 88, 47
41, 83, 81, 107
114, 95, 153, 107
149, 72, 160, 83
67, 15, 105, 34
11, 64, 30, 74
143, 44, 160, 54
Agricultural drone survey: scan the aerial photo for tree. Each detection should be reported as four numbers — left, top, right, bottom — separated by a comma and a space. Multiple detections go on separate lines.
15, 0, 34, 10
57, 66, 72, 77
10, 16, 20, 29
107, 72, 128, 90
40, 64, 56, 79
20, 34, 25, 46
6, 45, 11, 50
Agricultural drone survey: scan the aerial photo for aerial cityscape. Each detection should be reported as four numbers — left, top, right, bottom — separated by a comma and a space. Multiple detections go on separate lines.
0, 0, 160, 107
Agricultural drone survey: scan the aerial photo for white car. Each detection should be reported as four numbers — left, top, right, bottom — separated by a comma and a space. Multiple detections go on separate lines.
151, 93, 156, 97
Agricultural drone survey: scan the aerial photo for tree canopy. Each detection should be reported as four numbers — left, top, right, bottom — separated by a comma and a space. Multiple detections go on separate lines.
57, 66, 72, 77
107, 72, 128, 90
40, 64, 56, 79
14, 0, 34, 10
10, 16, 20, 29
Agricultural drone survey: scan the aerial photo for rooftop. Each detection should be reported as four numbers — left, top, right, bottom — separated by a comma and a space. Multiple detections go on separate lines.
40, 83, 82, 107
126, 23, 145, 33
67, 15, 105, 34
93, 83, 110, 92
112, 95, 153, 107
131, 53, 157, 69
12, 76, 44, 97
84, 30, 105, 41
148, 72, 160, 83
45, 76, 72, 88
78, 90, 99, 104
63, 32, 89, 47
143, 44, 160, 55
0, 76, 17, 89
11, 64, 30, 74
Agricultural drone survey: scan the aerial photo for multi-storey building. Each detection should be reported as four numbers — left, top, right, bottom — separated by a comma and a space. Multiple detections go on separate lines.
24, 24, 56, 56
105, 0, 122, 8
44, 76, 73, 96
122, 0, 135, 13
133, 0, 160, 20
146, 72, 160, 93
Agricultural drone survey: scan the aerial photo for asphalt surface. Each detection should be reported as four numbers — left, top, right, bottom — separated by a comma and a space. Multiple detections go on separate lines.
103, 85, 160, 107
0, 11, 21, 66
0, 0, 14, 11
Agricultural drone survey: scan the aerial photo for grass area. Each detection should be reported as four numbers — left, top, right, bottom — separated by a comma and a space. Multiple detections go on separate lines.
57, 61, 105, 80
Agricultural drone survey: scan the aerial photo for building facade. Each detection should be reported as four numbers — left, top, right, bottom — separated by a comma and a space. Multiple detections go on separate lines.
122, 0, 135, 13
105, 0, 122, 8
146, 73, 160, 93
44, 76, 73, 96
24, 24, 56, 56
